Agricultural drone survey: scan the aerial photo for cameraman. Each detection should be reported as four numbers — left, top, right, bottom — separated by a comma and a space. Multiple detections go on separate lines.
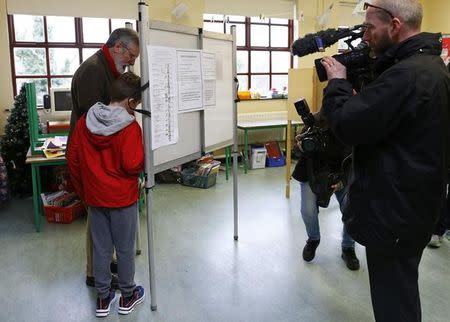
292, 110, 359, 270
320, 1, 450, 321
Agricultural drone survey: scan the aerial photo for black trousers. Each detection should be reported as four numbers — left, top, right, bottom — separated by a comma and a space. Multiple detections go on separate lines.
366, 247, 424, 322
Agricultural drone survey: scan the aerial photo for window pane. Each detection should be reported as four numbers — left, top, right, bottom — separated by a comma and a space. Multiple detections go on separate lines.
16, 78, 48, 105
251, 25, 269, 46
82, 18, 109, 43
82, 48, 99, 61
47, 16, 75, 42
14, 15, 44, 42
14, 48, 46, 75
271, 18, 288, 25
251, 75, 270, 92
236, 50, 248, 73
49, 48, 79, 75
226, 23, 245, 46
271, 51, 291, 73
203, 22, 224, 33
51, 78, 72, 89
272, 75, 288, 92
251, 51, 270, 73
271, 26, 289, 47
111, 19, 136, 31
237, 75, 248, 91
250, 16, 269, 23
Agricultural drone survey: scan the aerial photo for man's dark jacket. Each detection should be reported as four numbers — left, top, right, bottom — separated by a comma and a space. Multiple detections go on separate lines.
69, 50, 115, 137
322, 32, 450, 253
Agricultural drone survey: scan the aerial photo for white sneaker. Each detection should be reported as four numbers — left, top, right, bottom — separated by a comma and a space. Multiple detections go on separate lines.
427, 235, 443, 248
445, 230, 450, 241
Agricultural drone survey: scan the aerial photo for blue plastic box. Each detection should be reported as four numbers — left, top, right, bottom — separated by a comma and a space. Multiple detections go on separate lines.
266, 154, 286, 167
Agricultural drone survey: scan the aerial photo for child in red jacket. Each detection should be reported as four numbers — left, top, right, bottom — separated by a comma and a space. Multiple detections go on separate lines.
67, 72, 145, 317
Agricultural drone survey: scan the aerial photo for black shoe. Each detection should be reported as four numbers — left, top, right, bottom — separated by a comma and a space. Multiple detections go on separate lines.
86, 274, 119, 289
342, 247, 360, 271
302, 239, 320, 262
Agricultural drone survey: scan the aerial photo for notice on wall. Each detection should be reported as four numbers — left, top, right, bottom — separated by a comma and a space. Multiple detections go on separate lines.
176, 49, 204, 112
147, 45, 179, 150
202, 52, 216, 108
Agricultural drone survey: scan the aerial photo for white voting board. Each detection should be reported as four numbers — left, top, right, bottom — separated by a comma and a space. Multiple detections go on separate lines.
146, 21, 234, 172
203, 31, 234, 152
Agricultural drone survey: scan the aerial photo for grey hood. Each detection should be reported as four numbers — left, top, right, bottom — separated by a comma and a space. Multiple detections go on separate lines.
86, 102, 135, 136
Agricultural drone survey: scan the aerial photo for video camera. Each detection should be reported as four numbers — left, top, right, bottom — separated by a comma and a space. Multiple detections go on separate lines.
294, 98, 342, 208
294, 98, 328, 154
291, 24, 376, 90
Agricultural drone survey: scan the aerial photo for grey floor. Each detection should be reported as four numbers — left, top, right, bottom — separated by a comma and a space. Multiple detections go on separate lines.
0, 166, 449, 322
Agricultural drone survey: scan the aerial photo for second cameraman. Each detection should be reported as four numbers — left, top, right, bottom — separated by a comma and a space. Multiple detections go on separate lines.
292, 108, 360, 270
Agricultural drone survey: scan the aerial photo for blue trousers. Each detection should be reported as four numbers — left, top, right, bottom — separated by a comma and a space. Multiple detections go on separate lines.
300, 181, 355, 249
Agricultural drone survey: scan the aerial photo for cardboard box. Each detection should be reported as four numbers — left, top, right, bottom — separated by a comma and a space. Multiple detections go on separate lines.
250, 147, 267, 169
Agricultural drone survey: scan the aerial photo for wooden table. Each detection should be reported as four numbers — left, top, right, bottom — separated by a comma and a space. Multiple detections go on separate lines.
25, 149, 66, 232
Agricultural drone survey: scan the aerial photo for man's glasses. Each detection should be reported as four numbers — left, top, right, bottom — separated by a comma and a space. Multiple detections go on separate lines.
363, 2, 395, 19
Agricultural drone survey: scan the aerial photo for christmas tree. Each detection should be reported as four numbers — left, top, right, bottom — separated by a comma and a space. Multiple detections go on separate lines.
0, 84, 31, 196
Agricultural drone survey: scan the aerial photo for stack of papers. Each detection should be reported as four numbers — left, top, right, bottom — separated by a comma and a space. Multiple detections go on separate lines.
42, 136, 67, 159
41, 190, 80, 207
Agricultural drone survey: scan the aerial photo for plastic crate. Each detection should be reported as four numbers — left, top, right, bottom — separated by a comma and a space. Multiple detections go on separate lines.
44, 201, 86, 224
265, 141, 286, 167
180, 168, 217, 189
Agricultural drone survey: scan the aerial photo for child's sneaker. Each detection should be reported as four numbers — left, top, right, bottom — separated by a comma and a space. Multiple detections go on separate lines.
118, 286, 145, 315
96, 289, 116, 317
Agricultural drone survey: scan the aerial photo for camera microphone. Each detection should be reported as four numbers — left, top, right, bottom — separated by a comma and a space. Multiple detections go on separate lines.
291, 25, 365, 57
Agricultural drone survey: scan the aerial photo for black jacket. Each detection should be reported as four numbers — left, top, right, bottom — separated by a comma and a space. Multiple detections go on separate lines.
322, 32, 450, 253
69, 50, 115, 139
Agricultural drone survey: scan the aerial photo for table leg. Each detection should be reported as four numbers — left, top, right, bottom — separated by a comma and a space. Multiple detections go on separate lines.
31, 164, 40, 232
225, 145, 230, 180
243, 129, 248, 174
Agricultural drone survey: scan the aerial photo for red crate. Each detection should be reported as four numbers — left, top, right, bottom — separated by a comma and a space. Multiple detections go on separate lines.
44, 201, 86, 224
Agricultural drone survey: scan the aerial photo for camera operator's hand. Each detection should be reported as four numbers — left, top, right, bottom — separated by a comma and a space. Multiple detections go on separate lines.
321, 56, 347, 80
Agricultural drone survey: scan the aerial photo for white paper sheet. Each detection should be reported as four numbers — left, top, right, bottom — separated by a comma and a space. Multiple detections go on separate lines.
176, 50, 203, 112
202, 52, 216, 108
148, 45, 179, 150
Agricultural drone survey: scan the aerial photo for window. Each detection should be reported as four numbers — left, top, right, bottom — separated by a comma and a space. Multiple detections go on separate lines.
8, 14, 136, 106
203, 14, 293, 96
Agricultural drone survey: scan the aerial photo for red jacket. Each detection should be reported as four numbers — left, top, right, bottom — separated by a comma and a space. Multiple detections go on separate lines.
67, 114, 144, 208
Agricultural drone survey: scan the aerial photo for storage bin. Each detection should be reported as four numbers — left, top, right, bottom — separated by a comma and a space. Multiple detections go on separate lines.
180, 168, 217, 189
44, 200, 86, 224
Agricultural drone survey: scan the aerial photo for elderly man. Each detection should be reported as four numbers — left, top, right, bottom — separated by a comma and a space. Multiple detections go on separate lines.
320, 1, 450, 321
69, 27, 140, 288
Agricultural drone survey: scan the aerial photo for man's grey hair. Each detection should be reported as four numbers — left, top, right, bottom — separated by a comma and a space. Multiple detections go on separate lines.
106, 28, 139, 48
372, 0, 423, 29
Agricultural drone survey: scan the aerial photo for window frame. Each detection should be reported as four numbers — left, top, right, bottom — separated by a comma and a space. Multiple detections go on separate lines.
203, 15, 294, 94
7, 14, 137, 101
